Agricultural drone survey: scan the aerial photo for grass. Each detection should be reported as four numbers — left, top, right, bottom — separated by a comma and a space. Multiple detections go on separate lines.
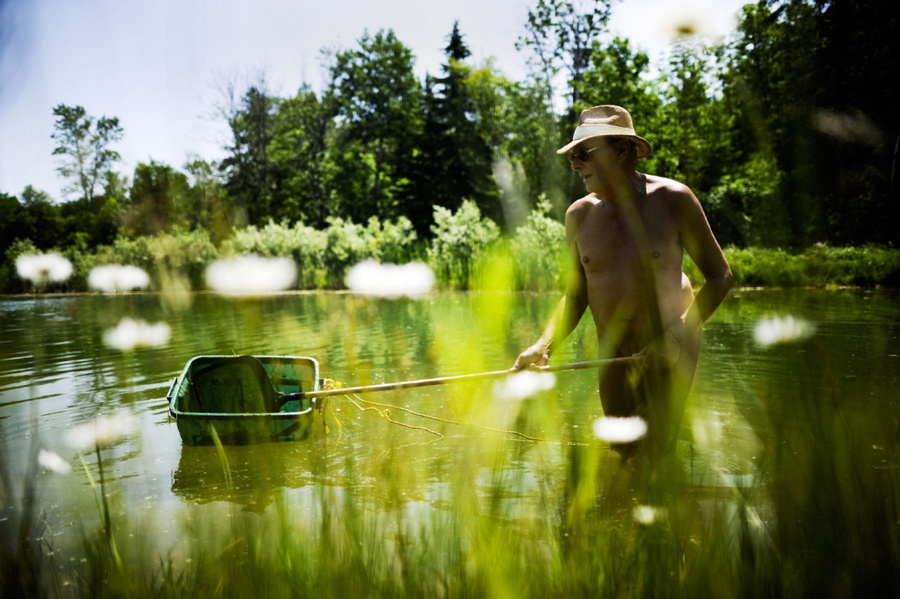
3, 327, 899, 598
683, 244, 900, 289
2, 209, 898, 596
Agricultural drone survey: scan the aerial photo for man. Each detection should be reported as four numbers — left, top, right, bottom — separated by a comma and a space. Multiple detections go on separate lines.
512, 105, 733, 457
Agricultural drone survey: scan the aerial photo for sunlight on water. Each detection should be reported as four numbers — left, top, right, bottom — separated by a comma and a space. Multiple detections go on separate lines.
753, 314, 817, 346
0, 289, 898, 595
66, 411, 140, 451
103, 317, 171, 350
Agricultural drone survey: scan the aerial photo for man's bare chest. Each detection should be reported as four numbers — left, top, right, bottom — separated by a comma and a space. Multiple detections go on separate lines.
574, 203, 678, 273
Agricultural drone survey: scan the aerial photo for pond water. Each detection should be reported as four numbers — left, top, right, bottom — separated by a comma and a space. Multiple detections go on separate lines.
1, 288, 898, 556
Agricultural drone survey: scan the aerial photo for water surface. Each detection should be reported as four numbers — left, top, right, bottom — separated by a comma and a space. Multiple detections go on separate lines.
1, 289, 898, 552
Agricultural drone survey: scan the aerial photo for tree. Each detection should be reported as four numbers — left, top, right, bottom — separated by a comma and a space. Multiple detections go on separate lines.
0, 192, 26, 259
662, 43, 719, 191
220, 85, 278, 226
123, 161, 190, 236
51, 104, 123, 203
577, 36, 670, 178
518, 0, 617, 209
328, 29, 423, 221
396, 81, 451, 235
267, 85, 334, 227
721, 0, 821, 247
466, 63, 567, 219
19, 186, 63, 250
183, 157, 232, 243
399, 23, 500, 234
577, 37, 657, 115
814, 0, 900, 245
518, 0, 617, 120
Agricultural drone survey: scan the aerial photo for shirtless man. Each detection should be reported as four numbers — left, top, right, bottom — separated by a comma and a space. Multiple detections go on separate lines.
512, 105, 733, 456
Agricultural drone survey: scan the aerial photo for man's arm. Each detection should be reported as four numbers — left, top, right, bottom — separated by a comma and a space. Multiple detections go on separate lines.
512, 205, 590, 370
675, 187, 733, 338
639, 186, 732, 366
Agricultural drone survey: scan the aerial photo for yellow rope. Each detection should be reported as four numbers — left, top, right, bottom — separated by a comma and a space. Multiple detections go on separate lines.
344, 394, 443, 437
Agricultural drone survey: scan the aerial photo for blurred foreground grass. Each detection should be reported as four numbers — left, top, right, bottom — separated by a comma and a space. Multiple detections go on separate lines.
2, 328, 898, 598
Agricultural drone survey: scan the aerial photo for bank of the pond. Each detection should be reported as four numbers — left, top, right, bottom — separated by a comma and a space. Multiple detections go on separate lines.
2, 212, 898, 293
707, 245, 900, 288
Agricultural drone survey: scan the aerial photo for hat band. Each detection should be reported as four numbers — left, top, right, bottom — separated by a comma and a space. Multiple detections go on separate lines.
572, 124, 638, 141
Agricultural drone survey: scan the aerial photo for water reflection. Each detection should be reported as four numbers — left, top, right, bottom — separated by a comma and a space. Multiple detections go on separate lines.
0, 289, 898, 532
172, 443, 312, 512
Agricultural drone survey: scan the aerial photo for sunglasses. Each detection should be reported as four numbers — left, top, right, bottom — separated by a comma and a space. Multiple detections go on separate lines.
565, 145, 601, 163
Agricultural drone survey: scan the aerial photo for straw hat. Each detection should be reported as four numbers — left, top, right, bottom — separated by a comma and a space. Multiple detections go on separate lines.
557, 105, 652, 159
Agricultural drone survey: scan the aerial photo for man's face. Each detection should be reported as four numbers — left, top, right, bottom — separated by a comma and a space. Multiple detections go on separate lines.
568, 139, 616, 194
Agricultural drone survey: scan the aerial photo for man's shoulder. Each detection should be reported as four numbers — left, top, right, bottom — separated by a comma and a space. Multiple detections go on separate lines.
645, 173, 692, 197
566, 195, 599, 214
564, 195, 598, 230
645, 174, 697, 213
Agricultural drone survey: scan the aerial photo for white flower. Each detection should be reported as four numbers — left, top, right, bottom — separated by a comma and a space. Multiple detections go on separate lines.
592, 416, 648, 444
66, 412, 140, 451
88, 264, 151, 292
205, 255, 297, 296
16, 253, 73, 285
813, 109, 883, 146
493, 370, 556, 401
38, 449, 72, 475
633, 504, 667, 525
648, 0, 737, 43
753, 315, 816, 346
103, 318, 171, 351
345, 260, 434, 299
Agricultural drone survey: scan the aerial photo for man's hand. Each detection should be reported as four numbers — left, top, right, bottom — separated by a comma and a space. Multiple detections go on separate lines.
511, 343, 550, 371
638, 326, 684, 368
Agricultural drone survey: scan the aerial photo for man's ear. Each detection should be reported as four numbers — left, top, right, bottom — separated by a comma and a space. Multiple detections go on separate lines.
614, 139, 629, 163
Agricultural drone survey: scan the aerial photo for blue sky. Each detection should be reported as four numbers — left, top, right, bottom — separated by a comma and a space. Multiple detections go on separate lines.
0, 0, 746, 202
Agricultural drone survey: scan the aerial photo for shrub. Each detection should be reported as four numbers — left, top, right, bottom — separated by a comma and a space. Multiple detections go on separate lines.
685, 245, 900, 289
1, 239, 40, 293
362, 216, 420, 265
510, 196, 566, 291
428, 200, 500, 289
227, 217, 420, 290
229, 220, 328, 288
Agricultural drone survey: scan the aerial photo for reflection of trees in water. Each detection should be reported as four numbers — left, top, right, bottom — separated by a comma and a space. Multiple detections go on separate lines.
1, 294, 186, 416
172, 443, 314, 512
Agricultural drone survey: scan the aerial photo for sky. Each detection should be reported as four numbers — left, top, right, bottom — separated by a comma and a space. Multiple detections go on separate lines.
0, 0, 747, 202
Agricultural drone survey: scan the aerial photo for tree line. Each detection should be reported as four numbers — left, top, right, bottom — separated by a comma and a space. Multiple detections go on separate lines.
2, 0, 898, 275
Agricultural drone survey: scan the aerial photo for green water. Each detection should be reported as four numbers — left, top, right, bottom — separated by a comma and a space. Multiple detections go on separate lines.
1, 289, 898, 557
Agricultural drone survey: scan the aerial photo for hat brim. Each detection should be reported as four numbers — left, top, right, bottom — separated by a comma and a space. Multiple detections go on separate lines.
557, 132, 652, 159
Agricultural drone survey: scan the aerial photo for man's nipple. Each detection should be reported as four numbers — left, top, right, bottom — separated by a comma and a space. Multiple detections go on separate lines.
582, 255, 590, 264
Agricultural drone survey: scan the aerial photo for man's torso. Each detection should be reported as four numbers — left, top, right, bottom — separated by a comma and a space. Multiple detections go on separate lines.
570, 174, 693, 351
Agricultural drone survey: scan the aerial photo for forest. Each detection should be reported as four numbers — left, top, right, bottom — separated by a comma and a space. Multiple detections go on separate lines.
1, 0, 898, 292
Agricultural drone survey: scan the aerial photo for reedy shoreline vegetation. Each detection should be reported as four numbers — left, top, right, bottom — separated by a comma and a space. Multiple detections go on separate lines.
2, 200, 898, 295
